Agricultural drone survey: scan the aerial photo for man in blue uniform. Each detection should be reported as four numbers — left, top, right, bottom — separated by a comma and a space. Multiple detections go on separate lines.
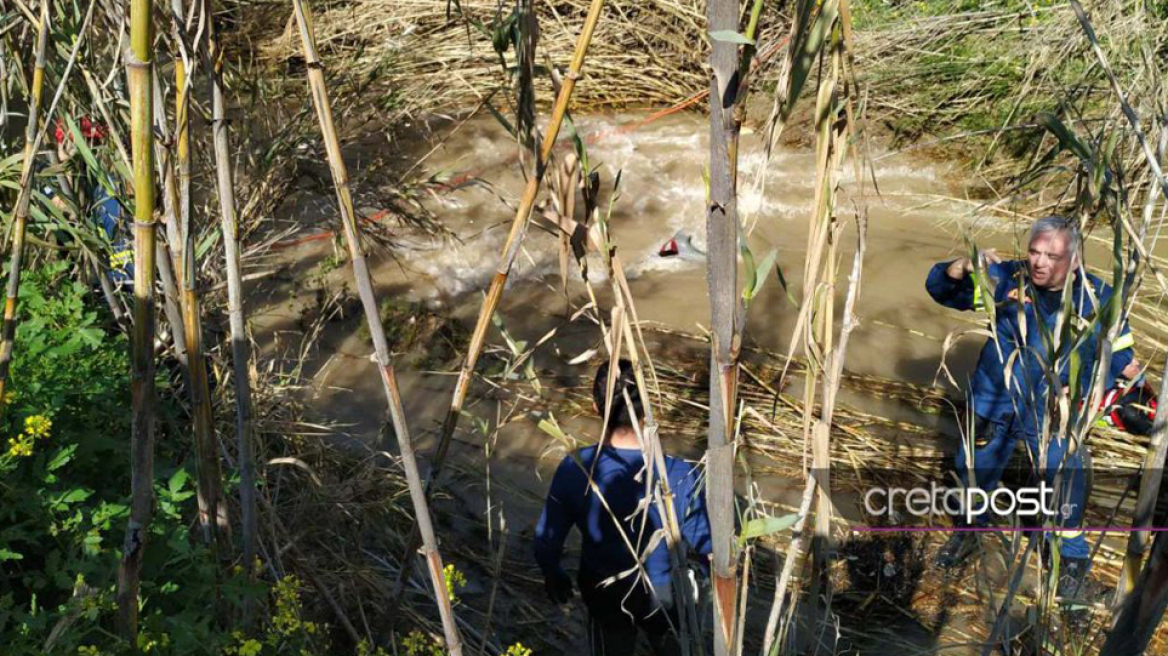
534, 359, 711, 656
926, 216, 1133, 595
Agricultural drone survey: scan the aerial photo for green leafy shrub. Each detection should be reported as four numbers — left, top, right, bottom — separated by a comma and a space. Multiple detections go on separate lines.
0, 263, 227, 655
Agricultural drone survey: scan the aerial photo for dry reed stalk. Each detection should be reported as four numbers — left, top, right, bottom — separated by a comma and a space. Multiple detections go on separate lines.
290, 0, 464, 651
150, 60, 224, 552
0, 0, 50, 416
206, 0, 260, 585
390, 0, 607, 595
611, 246, 700, 653
787, 8, 849, 648
116, 0, 159, 638
175, 5, 227, 555
705, 0, 742, 647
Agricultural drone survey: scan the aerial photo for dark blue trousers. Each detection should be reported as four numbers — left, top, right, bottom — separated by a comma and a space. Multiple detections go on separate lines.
955, 414, 1089, 558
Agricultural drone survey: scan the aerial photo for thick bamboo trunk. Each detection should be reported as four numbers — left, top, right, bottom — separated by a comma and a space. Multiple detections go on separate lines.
207, 0, 259, 575
290, 1, 464, 652
706, 0, 742, 653
117, 0, 158, 639
0, 1, 50, 416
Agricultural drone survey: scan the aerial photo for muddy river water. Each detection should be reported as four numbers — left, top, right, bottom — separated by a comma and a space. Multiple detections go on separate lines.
256, 111, 1056, 442
249, 110, 1162, 593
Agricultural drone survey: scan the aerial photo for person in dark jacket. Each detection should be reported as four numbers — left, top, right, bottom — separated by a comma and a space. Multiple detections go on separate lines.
534, 359, 711, 656
926, 216, 1133, 594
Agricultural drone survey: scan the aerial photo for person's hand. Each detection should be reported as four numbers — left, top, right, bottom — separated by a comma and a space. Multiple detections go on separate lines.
545, 569, 573, 605
947, 249, 1001, 280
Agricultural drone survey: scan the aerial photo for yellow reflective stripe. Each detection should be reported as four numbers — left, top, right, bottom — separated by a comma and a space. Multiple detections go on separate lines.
110, 250, 133, 269
1056, 529, 1084, 539
1114, 332, 1135, 351
972, 276, 985, 312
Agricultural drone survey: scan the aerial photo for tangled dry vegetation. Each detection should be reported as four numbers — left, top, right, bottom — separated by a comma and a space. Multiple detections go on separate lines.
242, 0, 783, 112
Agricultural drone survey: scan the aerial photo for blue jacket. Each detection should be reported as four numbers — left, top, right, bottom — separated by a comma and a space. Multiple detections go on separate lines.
926, 259, 1133, 431
533, 445, 712, 588
42, 174, 133, 283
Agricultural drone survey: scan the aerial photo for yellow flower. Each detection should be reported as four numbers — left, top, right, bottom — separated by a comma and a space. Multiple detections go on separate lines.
7, 435, 33, 458
24, 415, 51, 439
443, 563, 466, 604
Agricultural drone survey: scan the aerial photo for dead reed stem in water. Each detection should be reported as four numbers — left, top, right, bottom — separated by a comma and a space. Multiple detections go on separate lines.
289, 0, 464, 651
117, 0, 159, 639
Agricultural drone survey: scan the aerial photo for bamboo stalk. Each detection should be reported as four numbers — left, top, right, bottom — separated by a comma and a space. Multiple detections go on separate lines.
706, 0, 743, 652
431, 0, 605, 485
394, 0, 607, 594
151, 69, 221, 551
147, 77, 191, 373
0, 0, 50, 416
289, 1, 463, 652
173, 2, 191, 262
207, 0, 260, 582
116, 0, 159, 639
177, 1, 225, 554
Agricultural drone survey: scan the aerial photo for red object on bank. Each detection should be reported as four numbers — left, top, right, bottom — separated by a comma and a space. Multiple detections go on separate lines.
54, 117, 108, 144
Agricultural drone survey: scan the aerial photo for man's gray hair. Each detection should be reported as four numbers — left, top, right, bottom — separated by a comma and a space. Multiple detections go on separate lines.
1029, 215, 1081, 259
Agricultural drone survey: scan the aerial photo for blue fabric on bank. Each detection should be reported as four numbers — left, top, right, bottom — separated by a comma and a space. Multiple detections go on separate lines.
90, 182, 133, 284
955, 415, 1089, 558
533, 445, 712, 588
925, 259, 1132, 426
42, 174, 133, 284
